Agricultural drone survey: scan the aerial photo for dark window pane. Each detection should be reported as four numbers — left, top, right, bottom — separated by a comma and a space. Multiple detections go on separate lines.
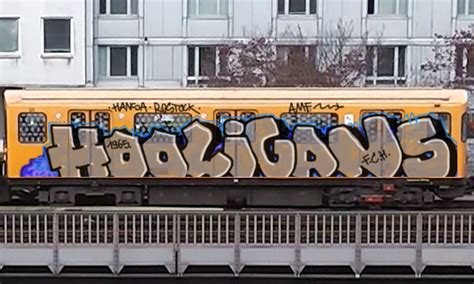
131, 46, 138, 76
278, 0, 285, 14
455, 46, 465, 77
377, 47, 395, 76
111, 0, 127, 14
188, 47, 195, 76
398, 47, 406, 76
310, 0, 317, 14
0, 18, 19, 52
467, 46, 474, 77
110, 47, 127, 76
368, 0, 375, 14
470, 0, 474, 14
44, 19, 70, 53
200, 47, 216, 76
289, 0, 306, 13
458, 0, 466, 14
130, 0, 138, 14
366, 46, 374, 76
99, 0, 106, 14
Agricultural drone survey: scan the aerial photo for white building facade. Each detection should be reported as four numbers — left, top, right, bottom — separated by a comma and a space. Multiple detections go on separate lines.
0, 0, 472, 88
0, 0, 90, 86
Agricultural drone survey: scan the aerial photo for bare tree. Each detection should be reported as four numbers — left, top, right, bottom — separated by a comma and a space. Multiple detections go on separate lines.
206, 21, 368, 88
420, 24, 474, 88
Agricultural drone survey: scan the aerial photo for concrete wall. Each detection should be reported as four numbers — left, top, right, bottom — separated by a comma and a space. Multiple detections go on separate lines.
1, 0, 473, 88
0, 0, 86, 86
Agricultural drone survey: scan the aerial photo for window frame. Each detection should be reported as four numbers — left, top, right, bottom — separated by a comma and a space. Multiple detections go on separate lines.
134, 113, 192, 135
457, 0, 474, 16
99, 0, 139, 16
368, 0, 408, 16
278, 0, 317, 16
187, 46, 228, 85
18, 112, 48, 144
276, 45, 317, 64
99, 45, 139, 78
188, 0, 229, 18
41, 17, 73, 58
455, 45, 474, 81
366, 45, 407, 86
0, 17, 21, 58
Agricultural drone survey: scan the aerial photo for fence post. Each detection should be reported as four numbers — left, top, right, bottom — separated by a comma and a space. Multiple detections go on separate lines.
294, 213, 302, 277
354, 213, 363, 277
52, 213, 60, 275
415, 213, 424, 278
234, 213, 241, 276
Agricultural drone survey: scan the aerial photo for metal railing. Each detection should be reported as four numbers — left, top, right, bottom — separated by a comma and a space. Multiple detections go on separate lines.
0, 209, 472, 277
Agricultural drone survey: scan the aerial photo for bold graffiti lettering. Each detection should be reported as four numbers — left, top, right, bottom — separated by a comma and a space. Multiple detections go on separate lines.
292, 126, 337, 177
104, 131, 147, 177
329, 116, 402, 177
143, 130, 188, 177
182, 121, 232, 177
47, 126, 109, 177
398, 118, 451, 177
246, 117, 295, 177
28, 114, 456, 178
223, 120, 257, 177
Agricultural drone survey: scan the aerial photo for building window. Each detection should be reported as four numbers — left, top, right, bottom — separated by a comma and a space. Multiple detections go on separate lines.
366, 46, 406, 85
277, 45, 317, 64
99, 46, 138, 77
455, 45, 474, 80
368, 0, 407, 15
187, 46, 228, 85
278, 0, 317, 15
188, 0, 228, 17
458, 0, 474, 15
0, 18, 19, 53
43, 18, 71, 54
99, 0, 138, 15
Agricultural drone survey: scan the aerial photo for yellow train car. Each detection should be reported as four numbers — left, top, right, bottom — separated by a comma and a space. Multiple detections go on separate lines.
0, 88, 470, 207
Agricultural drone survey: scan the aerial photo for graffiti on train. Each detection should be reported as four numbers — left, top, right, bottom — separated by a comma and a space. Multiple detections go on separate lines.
20, 114, 457, 178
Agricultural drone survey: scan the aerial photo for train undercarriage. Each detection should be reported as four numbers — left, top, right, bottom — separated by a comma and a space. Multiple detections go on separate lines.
2, 178, 470, 208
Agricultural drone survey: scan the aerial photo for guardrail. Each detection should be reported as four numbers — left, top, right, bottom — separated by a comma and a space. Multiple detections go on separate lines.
0, 209, 473, 277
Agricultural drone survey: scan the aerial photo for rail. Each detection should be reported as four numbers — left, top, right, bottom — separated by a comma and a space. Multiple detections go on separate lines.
0, 208, 473, 277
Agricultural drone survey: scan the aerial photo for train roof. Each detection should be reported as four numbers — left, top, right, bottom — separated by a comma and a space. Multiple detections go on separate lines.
4, 88, 469, 105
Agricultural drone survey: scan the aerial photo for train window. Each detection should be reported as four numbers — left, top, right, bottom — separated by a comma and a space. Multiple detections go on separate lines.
281, 113, 338, 128
462, 113, 468, 142
432, 113, 451, 134
94, 112, 110, 133
281, 113, 338, 144
468, 111, 474, 139
134, 113, 191, 134
240, 112, 256, 121
70, 112, 86, 126
18, 112, 47, 144
216, 112, 231, 125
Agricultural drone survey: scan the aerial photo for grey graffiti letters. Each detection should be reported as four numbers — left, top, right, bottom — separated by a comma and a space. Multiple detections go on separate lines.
224, 120, 257, 177
182, 121, 232, 177
398, 118, 451, 177
48, 126, 109, 177
143, 130, 187, 177
293, 126, 337, 177
330, 116, 402, 177
104, 131, 147, 177
246, 117, 295, 177
45, 114, 456, 178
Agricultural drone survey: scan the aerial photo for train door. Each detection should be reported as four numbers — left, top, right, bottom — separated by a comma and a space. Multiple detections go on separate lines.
68, 110, 111, 177
360, 110, 403, 177
215, 109, 257, 177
